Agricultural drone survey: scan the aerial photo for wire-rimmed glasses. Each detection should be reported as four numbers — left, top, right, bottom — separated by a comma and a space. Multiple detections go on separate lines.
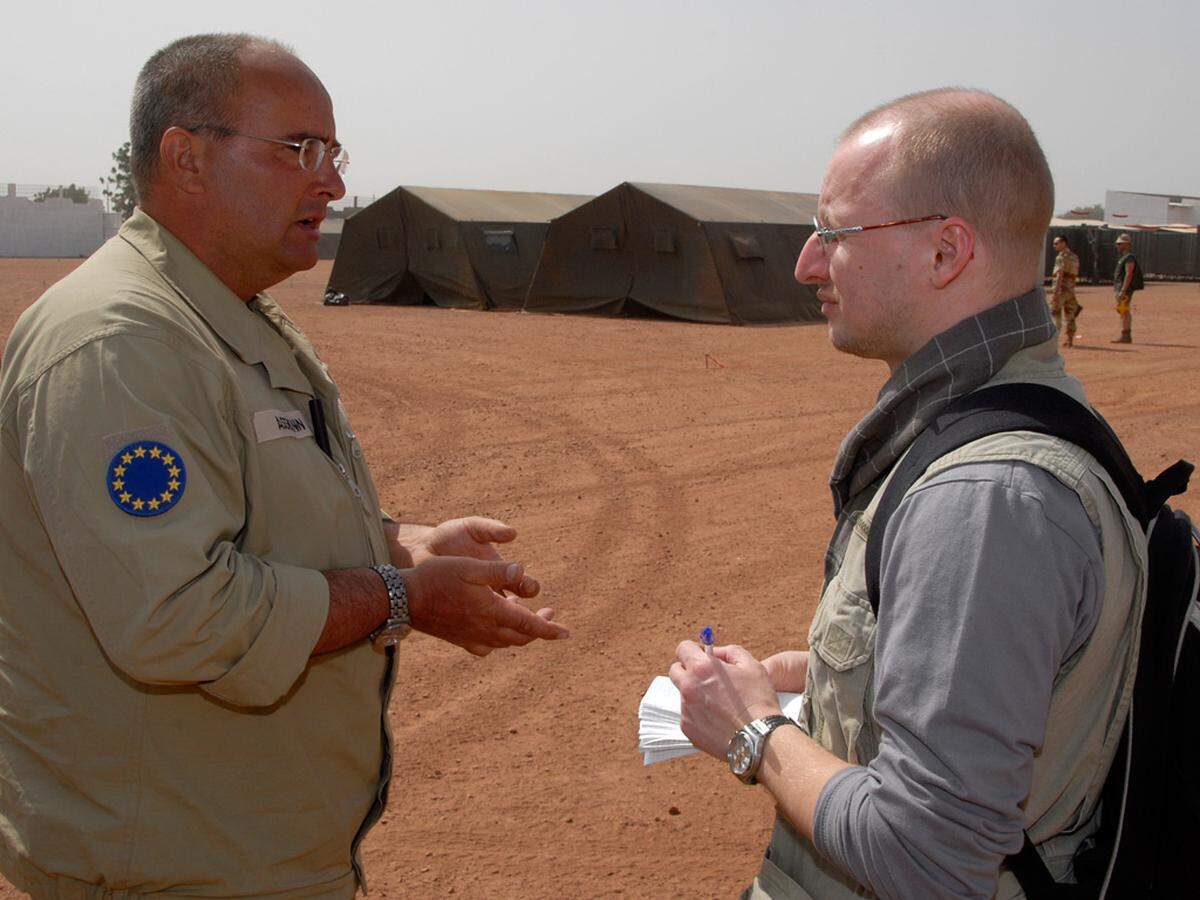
811, 214, 947, 251
189, 124, 349, 175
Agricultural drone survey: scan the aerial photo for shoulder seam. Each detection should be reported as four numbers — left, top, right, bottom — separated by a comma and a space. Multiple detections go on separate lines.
903, 461, 1102, 563
3, 325, 229, 425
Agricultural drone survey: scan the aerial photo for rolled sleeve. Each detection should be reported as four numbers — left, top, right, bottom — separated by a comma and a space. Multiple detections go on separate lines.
203, 562, 329, 707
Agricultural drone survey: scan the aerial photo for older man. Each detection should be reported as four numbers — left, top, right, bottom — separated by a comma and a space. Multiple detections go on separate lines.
670, 89, 1144, 898
0, 34, 566, 896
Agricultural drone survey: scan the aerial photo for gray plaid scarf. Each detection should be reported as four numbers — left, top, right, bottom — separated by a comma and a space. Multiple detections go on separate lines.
830, 287, 1055, 512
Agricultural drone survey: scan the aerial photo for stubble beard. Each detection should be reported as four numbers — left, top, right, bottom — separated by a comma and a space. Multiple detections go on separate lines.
827, 298, 908, 364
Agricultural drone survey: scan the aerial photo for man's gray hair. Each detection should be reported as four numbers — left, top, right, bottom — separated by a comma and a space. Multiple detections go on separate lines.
842, 88, 1054, 261
129, 33, 294, 202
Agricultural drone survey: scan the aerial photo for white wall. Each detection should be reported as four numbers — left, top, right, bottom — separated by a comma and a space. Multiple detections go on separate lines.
1106, 191, 1200, 227
0, 195, 121, 257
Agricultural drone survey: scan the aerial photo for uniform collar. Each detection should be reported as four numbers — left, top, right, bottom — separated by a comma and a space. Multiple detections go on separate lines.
119, 209, 312, 396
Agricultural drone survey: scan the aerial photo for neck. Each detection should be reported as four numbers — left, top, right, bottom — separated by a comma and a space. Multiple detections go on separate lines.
893, 263, 1041, 372
140, 201, 264, 302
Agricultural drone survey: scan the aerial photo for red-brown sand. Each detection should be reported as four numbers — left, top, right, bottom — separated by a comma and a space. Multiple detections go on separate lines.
1, 259, 1197, 897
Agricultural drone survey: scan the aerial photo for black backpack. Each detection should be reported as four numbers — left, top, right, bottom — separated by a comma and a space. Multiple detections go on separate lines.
1131, 261, 1145, 293
864, 382, 1198, 899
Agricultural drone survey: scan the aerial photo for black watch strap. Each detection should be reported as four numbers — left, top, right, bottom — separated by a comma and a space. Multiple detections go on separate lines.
750, 714, 796, 785
730, 714, 797, 785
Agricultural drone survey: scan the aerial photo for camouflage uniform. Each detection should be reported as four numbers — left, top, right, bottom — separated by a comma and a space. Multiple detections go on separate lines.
1050, 248, 1081, 345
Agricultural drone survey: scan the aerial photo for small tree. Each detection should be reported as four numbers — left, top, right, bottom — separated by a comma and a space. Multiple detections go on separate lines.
34, 183, 91, 203
101, 141, 136, 220
1060, 203, 1105, 220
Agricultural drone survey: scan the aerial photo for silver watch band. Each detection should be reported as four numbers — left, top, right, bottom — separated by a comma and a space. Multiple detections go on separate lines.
369, 563, 411, 648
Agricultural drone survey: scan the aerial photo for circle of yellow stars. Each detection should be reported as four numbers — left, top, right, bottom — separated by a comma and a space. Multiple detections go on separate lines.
107, 441, 186, 517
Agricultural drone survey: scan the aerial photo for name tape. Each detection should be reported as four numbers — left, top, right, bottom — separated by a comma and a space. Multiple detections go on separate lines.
253, 409, 314, 444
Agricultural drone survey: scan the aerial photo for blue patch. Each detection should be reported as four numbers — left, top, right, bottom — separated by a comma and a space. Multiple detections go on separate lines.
106, 440, 187, 518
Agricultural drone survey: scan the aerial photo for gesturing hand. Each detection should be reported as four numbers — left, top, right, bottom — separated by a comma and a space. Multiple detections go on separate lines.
410, 517, 519, 565
405, 556, 567, 656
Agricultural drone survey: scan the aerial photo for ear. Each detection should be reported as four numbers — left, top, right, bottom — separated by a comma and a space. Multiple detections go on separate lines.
929, 217, 974, 288
157, 126, 207, 196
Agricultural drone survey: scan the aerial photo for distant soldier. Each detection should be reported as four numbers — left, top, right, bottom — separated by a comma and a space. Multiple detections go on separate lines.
1050, 235, 1081, 347
1112, 233, 1142, 343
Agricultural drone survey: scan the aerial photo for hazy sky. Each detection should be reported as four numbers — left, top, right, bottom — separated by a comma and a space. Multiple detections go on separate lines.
4, 0, 1197, 210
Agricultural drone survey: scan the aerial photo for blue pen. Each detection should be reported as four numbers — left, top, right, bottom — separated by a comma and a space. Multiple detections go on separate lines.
700, 627, 715, 656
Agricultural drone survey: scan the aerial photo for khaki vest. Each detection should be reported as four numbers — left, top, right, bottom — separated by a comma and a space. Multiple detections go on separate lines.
750, 347, 1148, 899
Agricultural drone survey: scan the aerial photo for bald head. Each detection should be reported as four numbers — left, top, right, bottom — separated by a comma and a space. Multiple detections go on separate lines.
841, 88, 1054, 264
130, 33, 299, 202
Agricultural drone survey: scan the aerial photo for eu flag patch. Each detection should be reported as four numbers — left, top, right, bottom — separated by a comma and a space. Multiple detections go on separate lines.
106, 440, 187, 517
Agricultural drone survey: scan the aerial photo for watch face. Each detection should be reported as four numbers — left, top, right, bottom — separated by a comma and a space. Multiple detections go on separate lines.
728, 732, 754, 776
375, 624, 411, 647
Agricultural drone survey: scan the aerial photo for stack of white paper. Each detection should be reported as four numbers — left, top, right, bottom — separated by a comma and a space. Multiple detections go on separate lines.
637, 675, 808, 765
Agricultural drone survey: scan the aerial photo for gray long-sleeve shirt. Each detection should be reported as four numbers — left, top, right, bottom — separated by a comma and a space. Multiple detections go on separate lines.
813, 460, 1104, 899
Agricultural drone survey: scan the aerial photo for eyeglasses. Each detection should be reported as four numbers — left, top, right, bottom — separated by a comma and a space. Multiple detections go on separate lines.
189, 124, 350, 175
812, 214, 947, 250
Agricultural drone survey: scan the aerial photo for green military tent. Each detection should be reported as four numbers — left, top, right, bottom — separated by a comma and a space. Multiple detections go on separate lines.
324, 186, 590, 308
523, 182, 823, 324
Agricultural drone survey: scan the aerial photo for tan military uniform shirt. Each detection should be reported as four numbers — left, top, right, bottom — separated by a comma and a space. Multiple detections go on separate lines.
1052, 249, 1079, 299
0, 211, 394, 897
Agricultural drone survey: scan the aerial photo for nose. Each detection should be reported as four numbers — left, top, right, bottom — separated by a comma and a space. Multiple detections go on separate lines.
794, 231, 829, 285
314, 155, 346, 202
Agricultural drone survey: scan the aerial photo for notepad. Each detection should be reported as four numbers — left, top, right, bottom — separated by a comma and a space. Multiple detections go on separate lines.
637, 675, 808, 765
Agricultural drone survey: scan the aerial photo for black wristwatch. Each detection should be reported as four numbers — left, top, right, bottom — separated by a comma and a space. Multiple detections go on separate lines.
727, 715, 797, 785
369, 564, 411, 648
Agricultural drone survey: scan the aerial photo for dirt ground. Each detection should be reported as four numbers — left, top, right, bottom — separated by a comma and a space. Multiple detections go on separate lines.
1, 258, 1197, 898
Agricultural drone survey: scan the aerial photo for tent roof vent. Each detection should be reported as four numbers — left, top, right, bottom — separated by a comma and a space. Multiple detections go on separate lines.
591, 226, 619, 251
484, 229, 517, 253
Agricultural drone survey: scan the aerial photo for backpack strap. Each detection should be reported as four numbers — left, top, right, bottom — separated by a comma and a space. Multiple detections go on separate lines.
1145, 459, 1195, 517
1008, 834, 1093, 900
864, 382, 1149, 618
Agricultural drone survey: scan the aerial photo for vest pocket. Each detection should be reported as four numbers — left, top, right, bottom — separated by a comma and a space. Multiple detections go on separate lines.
807, 578, 878, 765
810, 580, 876, 672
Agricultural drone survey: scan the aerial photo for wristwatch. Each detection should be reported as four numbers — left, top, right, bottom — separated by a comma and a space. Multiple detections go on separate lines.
727, 715, 797, 785
369, 564, 411, 648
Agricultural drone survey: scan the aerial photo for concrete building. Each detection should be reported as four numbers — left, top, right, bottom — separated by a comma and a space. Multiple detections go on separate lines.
0, 183, 121, 257
1105, 190, 1200, 227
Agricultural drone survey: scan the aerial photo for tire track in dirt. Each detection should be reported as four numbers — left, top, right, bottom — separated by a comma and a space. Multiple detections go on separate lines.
3, 264, 1196, 898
